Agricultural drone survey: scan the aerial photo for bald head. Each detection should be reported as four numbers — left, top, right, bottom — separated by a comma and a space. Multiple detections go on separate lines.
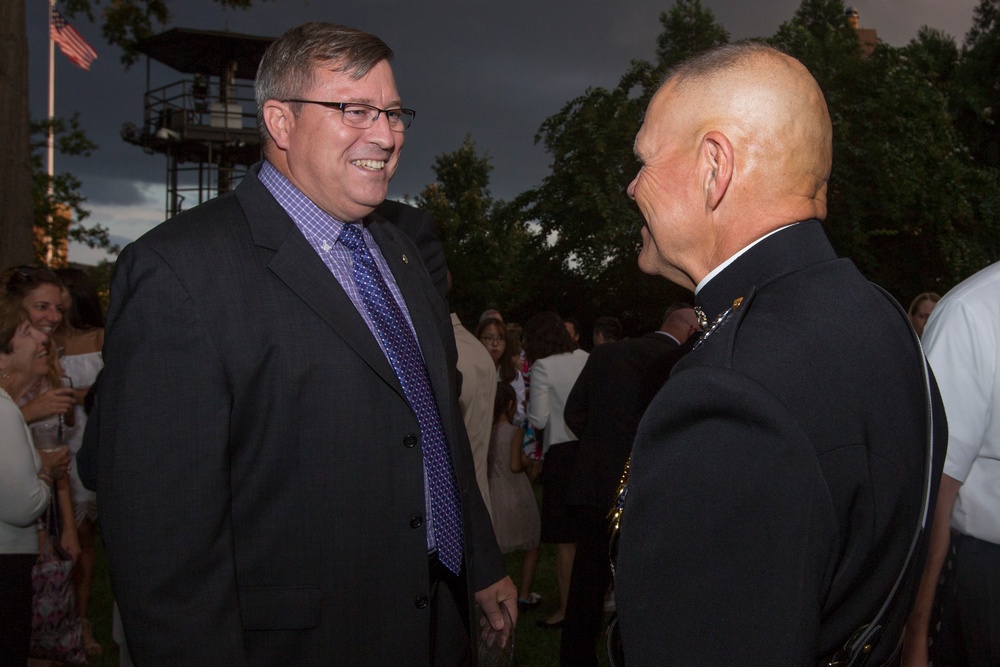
628, 43, 832, 289
668, 43, 832, 213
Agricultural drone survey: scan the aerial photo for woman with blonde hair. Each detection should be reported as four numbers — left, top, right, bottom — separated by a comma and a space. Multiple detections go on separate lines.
2, 266, 80, 571
907, 292, 940, 338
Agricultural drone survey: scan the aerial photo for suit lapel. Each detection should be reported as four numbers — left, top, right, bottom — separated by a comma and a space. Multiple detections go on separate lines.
235, 168, 404, 399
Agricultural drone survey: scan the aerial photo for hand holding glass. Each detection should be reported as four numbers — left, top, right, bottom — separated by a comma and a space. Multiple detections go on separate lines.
475, 601, 515, 667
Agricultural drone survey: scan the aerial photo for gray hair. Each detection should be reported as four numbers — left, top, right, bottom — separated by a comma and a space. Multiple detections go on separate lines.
664, 41, 786, 91
255, 22, 393, 147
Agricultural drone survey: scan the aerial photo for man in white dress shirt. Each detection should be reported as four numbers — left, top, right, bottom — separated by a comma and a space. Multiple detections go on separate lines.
903, 261, 1000, 667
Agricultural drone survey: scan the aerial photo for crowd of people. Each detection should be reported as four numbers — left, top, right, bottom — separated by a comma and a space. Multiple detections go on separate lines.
1, 266, 105, 665
2, 19, 997, 667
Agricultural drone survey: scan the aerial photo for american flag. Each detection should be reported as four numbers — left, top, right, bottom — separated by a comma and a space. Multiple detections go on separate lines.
50, 7, 98, 71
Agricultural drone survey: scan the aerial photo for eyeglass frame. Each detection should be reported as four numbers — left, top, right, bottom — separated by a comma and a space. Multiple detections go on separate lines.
281, 99, 416, 131
478, 334, 505, 345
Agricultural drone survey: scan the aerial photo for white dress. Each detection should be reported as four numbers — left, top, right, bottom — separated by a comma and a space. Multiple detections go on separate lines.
60, 350, 102, 520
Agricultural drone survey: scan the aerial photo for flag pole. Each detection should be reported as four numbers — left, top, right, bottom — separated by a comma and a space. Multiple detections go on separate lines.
46, 0, 56, 265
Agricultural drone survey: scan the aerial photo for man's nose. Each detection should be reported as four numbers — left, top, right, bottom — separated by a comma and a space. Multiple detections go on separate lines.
367, 112, 396, 147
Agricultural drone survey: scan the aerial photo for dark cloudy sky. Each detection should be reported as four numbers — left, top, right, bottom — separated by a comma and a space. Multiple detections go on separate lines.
26, 0, 980, 263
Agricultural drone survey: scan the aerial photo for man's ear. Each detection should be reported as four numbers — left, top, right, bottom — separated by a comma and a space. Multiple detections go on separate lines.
262, 100, 294, 151
702, 131, 733, 211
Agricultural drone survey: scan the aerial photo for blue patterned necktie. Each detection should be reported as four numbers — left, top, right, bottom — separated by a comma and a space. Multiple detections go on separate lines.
338, 222, 464, 574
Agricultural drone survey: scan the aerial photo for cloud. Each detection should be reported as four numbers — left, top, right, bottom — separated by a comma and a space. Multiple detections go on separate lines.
79, 175, 159, 207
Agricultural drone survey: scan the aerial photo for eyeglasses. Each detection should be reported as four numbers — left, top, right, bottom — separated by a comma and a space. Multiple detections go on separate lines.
282, 99, 416, 131
479, 335, 505, 345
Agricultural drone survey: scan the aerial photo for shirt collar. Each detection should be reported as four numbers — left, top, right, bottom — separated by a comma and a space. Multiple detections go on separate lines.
258, 160, 354, 246
695, 222, 799, 295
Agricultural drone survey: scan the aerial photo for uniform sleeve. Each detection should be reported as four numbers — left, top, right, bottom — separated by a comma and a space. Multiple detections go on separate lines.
563, 355, 593, 437
615, 366, 837, 665
98, 242, 248, 665
412, 212, 449, 304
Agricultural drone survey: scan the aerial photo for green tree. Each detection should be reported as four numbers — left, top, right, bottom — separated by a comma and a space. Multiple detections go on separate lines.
515, 60, 679, 333
518, 0, 997, 328
955, 0, 1000, 168
773, 0, 999, 298
31, 114, 118, 266
904, 26, 960, 88
516, 0, 732, 333
416, 135, 539, 325
657, 0, 730, 68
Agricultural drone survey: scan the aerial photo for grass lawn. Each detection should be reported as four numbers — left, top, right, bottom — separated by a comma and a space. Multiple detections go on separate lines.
86, 532, 119, 666
500, 543, 613, 667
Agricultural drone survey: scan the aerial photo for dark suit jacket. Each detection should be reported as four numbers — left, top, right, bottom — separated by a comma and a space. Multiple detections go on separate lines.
616, 221, 947, 665
78, 201, 449, 493
95, 163, 504, 665
563, 332, 683, 511
375, 200, 448, 303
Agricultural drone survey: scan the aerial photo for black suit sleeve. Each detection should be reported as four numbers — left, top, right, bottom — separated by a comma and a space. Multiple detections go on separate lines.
76, 397, 98, 492
616, 365, 838, 665
98, 242, 248, 665
564, 355, 594, 438
375, 200, 449, 302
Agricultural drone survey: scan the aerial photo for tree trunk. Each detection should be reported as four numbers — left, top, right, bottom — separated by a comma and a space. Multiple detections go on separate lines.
0, 0, 34, 269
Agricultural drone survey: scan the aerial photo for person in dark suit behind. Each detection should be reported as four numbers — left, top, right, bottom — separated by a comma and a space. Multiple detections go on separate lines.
559, 304, 700, 666
615, 42, 946, 664
589, 316, 621, 346
375, 199, 448, 303
95, 22, 515, 666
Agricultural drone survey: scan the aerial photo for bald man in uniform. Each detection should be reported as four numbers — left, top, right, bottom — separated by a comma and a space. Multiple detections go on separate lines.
614, 43, 945, 664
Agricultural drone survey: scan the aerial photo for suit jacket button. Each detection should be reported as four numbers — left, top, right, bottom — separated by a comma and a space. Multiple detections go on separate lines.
403, 434, 418, 448
415, 596, 429, 609
410, 515, 424, 529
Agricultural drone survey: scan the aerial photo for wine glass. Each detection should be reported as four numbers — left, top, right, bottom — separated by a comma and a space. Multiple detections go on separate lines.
30, 421, 64, 452
475, 601, 515, 667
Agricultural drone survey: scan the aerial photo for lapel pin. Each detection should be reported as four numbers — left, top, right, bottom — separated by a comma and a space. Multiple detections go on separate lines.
402, 254, 408, 264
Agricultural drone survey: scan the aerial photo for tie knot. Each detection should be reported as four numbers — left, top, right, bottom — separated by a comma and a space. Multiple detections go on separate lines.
338, 223, 365, 252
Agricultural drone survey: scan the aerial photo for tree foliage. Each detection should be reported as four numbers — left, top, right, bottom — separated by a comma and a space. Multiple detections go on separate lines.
415, 135, 540, 326
513, 3, 731, 335
770, 0, 999, 299
657, 0, 730, 68
31, 115, 118, 266
515, 61, 685, 335
955, 0, 1000, 168
508, 0, 999, 332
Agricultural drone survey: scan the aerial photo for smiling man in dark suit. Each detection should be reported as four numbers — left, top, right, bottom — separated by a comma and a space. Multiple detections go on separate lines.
96, 22, 515, 666
614, 42, 946, 665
